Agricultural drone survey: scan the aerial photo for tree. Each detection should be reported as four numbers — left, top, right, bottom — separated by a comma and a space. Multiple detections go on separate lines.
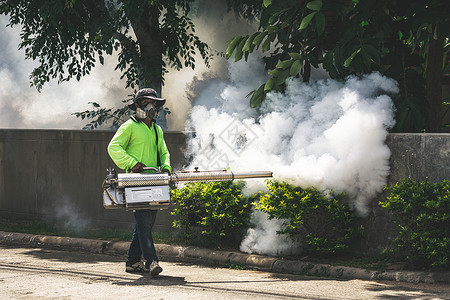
0, 0, 212, 128
226, 0, 450, 132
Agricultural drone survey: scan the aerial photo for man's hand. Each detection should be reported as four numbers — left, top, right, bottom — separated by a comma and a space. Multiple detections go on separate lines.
131, 162, 146, 173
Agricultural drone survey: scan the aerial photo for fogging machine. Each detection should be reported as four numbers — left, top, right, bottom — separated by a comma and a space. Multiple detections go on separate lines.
102, 167, 272, 210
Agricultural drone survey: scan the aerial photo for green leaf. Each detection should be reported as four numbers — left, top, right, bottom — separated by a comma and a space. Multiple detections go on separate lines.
323, 50, 333, 69
262, 39, 271, 52
264, 78, 276, 92
276, 59, 294, 69
226, 36, 243, 60
343, 49, 360, 67
242, 33, 257, 52
253, 32, 268, 46
263, 0, 273, 7
267, 25, 278, 34
234, 37, 248, 62
306, 0, 322, 11
277, 29, 288, 44
362, 44, 380, 65
250, 84, 265, 108
276, 68, 291, 85
261, 33, 275, 52
290, 60, 303, 76
268, 68, 283, 77
300, 12, 317, 30
333, 47, 344, 69
323, 50, 339, 77
268, 11, 282, 25
352, 55, 364, 72
315, 12, 325, 36
361, 50, 371, 69
289, 53, 303, 60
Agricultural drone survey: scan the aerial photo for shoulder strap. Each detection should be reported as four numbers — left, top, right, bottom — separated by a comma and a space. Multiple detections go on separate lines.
153, 122, 161, 168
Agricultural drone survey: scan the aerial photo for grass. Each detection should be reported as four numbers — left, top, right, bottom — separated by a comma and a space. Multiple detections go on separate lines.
224, 261, 247, 270
0, 219, 184, 246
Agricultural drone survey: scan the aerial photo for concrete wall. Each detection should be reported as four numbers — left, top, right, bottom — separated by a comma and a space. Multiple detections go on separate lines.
0, 129, 448, 252
357, 133, 450, 254
0, 129, 186, 232
386, 134, 449, 183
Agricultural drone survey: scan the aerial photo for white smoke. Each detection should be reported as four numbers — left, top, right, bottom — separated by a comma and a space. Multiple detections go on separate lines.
0, 1, 256, 130
186, 57, 398, 255
51, 196, 91, 233
0, 15, 130, 130
240, 210, 301, 256
164, 0, 258, 130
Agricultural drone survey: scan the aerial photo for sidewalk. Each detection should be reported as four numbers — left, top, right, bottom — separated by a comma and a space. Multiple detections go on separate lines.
1, 230, 448, 284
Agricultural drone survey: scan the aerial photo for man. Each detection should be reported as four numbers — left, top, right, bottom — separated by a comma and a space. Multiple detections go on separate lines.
107, 88, 172, 276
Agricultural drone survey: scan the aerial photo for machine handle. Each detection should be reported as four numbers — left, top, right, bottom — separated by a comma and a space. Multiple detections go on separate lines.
142, 167, 161, 173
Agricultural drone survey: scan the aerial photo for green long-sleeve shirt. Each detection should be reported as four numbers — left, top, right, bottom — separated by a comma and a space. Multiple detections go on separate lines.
107, 116, 171, 173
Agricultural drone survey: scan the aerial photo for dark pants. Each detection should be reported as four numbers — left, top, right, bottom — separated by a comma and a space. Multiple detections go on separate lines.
126, 210, 158, 265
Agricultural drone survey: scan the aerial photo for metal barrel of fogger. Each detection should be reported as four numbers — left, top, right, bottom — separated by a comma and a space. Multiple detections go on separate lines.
170, 170, 273, 183
116, 169, 272, 188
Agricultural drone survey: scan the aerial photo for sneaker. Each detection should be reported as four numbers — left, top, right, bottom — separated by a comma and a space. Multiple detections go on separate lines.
148, 260, 163, 277
125, 261, 145, 273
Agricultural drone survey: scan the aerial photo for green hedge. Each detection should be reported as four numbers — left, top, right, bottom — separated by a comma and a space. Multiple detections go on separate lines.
381, 180, 450, 269
172, 180, 362, 254
256, 180, 362, 255
171, 179, 449, 269
171, 181, 253, 248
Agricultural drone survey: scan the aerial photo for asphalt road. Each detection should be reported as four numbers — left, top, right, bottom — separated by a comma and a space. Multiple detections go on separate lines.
0, 245, 449, 300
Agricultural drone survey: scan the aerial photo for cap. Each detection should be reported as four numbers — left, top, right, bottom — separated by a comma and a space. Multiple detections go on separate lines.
128, 88, 166, 110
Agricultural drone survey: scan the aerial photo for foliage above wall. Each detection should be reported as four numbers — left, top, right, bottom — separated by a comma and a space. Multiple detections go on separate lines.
226, 0, 450, 132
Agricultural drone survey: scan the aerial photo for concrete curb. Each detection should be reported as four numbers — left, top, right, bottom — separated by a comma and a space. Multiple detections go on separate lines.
1, 231, 448, 284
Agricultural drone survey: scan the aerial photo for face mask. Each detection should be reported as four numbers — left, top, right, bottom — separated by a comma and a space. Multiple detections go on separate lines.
136, 102, 158, 120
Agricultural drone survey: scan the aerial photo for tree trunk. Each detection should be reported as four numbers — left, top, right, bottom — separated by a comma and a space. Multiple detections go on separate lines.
425, 33, 444, 133
128, 5, 163, 95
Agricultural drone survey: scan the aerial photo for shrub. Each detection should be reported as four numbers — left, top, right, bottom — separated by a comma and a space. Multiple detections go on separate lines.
255, 180, 362, 255
171, 181, 252, 248
381, 180, 450, 269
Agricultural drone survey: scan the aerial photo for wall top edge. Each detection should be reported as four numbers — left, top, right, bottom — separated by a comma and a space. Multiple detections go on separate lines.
1, 128, 449, 137
0, 128, 113, 133
388, 133, 450, 136
0, 128, 190, 134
